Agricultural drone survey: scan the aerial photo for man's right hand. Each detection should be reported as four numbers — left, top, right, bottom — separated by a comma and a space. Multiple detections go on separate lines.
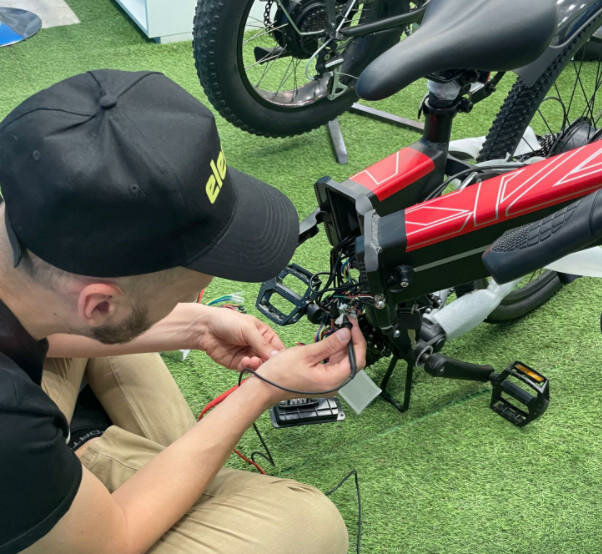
253, 317, 366, 403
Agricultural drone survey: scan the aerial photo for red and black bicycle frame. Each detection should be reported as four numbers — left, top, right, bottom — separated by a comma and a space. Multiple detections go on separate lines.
314, 122, 602, 330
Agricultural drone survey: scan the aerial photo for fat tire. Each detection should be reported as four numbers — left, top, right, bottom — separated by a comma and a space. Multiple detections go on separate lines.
193, 0, 405, 137
477, 13, 602, 323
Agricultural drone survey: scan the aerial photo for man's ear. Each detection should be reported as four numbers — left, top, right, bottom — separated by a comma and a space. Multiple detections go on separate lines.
77, 283, 123, 327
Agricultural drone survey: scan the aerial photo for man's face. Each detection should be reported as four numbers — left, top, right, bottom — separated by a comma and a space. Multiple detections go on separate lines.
90, 302, 151, 344
90, 269, 213, 344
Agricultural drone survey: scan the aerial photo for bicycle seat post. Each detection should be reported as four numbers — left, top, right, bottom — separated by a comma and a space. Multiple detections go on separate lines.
421, 78, 463, 147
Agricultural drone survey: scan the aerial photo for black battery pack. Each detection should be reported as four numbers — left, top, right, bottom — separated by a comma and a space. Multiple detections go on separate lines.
270, 397, 345, 428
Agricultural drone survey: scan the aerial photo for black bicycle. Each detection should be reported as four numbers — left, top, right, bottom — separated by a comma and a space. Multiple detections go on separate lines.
193, 0, 602, 142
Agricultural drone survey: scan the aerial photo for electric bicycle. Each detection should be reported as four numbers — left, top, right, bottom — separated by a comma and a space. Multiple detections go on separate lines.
254, 0, 602, 427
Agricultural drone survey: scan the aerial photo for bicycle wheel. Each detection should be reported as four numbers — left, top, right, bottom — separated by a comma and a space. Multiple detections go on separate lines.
193, 0, 412, 137
477, 14, 602, 322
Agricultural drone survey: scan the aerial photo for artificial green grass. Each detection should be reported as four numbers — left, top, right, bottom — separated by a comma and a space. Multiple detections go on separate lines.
1, 2, 600, 552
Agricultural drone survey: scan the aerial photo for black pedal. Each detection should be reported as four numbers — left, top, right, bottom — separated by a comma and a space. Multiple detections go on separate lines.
256, 264, 317, 325
490, 362, 549, 427
270, 397, 345, 429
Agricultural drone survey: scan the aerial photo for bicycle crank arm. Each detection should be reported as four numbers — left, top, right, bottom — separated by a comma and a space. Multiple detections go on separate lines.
421, 355, 549, 426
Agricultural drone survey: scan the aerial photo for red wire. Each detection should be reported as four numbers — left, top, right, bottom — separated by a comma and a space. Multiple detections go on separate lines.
198, 385, 239, 420
198, 384, 267, 475
233, 449, 266, 474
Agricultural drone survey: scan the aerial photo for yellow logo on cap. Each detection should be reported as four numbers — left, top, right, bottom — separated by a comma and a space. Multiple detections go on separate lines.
206, 150, 227, 204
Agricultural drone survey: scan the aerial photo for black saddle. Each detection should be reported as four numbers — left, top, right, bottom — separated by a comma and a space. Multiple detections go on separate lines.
356, 0, 557, 100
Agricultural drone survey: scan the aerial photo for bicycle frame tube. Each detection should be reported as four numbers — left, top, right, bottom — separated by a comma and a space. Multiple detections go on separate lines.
314, 97, 454, 239
369, 140, 602, 303
311, 139, 602, 330
340, 0, 428, 37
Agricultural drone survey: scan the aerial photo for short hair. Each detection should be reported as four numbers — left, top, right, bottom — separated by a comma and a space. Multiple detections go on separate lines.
17, 247, 180, 301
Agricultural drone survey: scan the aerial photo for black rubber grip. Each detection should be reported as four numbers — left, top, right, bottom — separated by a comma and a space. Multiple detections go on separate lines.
482, 189, 602, 283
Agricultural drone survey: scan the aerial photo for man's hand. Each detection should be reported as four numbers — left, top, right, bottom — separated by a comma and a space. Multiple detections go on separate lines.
197, 307, 285, 371
253, 317, 366, 403
46, 303, 285, 367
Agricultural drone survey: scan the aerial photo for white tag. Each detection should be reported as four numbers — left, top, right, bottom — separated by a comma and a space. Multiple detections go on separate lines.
338, 371, 382, 415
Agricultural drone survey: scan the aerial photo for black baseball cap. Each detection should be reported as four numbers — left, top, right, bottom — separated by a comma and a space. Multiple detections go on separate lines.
0, 69, 299, 281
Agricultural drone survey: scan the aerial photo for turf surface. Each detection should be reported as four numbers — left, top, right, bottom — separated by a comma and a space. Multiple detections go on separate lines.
1, 2, 600, 552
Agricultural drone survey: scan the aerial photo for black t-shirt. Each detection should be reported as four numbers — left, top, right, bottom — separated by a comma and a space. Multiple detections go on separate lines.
0, 299, 82, 553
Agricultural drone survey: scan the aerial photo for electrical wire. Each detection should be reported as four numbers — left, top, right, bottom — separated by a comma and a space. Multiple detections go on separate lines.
325, 469, 363, 554
198, 372, 275, 475
237, 371, 275, 468
425, 163, 526, 200
243, 339, 358, 396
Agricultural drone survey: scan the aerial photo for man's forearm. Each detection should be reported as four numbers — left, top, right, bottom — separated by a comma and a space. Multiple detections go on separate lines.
112, 375, 276, 554
47, 303, 211, 358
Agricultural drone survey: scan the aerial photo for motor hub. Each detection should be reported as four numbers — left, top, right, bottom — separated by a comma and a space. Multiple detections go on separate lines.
548, 117, 602, 155
270, 0, 343, 59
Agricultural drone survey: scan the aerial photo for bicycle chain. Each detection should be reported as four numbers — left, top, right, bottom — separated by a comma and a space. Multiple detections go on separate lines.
264, 0, 274, 28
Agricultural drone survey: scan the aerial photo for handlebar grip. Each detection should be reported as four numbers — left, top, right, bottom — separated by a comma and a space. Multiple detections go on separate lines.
482, 189, 602, 283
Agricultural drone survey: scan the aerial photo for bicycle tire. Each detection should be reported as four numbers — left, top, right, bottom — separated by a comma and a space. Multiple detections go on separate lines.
193, 0, 409, 137
477, 13, 602, 323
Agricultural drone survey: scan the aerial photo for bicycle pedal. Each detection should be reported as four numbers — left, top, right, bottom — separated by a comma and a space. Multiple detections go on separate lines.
489, 362, 549, 427
270, 397, 345, 429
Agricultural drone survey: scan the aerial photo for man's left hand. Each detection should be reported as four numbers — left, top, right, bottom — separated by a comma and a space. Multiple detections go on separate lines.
197, 307, 285, 371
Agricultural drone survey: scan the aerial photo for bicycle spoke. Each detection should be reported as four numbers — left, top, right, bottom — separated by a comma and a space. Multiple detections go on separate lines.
518, 134, 538, 155
254, 48, 280, 88
247, 48, 288, 70
572, 57, 596, 123
274, 58, 295, 95
578, 61, 602, 123
243, 22, 289, 45
564, 57, 582, 118
235, 0, 410, 110
536, 106, 556, 137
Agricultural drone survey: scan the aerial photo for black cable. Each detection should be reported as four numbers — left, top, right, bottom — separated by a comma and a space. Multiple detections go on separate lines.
250, 422, 275, 467
244, 338, 358, 396
426, 163, 526, 200
325, 469, 362, 554
237, 371, 276, 468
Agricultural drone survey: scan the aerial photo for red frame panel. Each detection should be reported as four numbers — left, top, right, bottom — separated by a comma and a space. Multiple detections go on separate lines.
351, 147, 435, 201
404, 141, 602, 251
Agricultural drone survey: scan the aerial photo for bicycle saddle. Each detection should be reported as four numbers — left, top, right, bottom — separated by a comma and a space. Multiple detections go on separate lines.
356, 0, 557, 100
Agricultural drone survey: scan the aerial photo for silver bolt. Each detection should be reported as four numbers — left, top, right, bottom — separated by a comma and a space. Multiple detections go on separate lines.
393, 329, 401, 338
374, 295, 386, 309
400, 280, 410, 288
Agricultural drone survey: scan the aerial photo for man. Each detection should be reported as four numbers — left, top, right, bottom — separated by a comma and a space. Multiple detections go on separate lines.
0, 69, 365, 553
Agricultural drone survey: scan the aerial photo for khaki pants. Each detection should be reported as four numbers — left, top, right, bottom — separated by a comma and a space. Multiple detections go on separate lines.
42, 353, 348, 553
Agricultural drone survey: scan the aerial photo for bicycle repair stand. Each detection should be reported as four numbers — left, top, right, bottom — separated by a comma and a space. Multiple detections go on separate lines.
327, 102, 424, 164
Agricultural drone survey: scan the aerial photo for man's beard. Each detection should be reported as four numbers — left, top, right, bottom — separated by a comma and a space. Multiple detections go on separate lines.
91, 303, 152, 344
